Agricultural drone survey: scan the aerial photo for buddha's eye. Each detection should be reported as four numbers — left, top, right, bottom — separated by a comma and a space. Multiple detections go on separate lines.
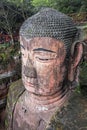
34, 50, 57, 62
38, 58, 49, 61
36, 57, 55, 63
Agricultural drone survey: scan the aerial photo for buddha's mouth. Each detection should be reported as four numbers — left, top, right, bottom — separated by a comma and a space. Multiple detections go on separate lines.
24, 80, 35, 87
22, 76, 38, 88
22, 74, 37, 84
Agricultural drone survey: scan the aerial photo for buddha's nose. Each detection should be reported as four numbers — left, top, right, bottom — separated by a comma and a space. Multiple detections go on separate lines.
24, 56, 37, 78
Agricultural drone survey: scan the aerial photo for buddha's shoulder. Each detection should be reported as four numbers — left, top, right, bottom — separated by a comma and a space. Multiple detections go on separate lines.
7, 79, 25, 109
5, 79, 25, 129
63, 92, 87, 121
46, 92, 87, 130
8, 79, 25, 96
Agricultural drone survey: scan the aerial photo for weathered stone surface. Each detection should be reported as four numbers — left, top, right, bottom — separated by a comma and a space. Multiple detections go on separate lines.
12, 90, 69, 130
46, 92, 87, 130
5, 79, 25, 130
4, 80, 87, 130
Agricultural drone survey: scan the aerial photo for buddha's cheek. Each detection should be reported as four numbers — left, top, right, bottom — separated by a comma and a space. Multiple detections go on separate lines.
47, 68, 62, 91
48, 74, 58, 91
37, 66, 66, 93
34, 60, 57, 77
36, 68, 59, 93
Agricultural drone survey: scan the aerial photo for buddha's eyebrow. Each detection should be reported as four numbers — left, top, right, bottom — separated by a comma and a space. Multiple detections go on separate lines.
20, 44, 25, 50
33, 48, 56, 53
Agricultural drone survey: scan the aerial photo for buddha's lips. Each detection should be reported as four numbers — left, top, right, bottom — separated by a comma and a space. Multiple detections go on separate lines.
22, 75, 38, 86
24, 81, 35, 87
24, 79, 38, 88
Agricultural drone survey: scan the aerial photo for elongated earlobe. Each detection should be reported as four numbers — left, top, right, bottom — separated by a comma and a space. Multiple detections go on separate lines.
71, 41, 83, 67
68, 41, 83, 83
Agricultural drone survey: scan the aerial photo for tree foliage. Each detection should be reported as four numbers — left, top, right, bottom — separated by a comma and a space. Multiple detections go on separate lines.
0, 0, 20, 44
7, 0, 34, 19
0, 0, 34, 44
31, 0, 87, 14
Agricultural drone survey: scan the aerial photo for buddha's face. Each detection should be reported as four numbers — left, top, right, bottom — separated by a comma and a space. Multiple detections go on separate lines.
20, 37, 66, 96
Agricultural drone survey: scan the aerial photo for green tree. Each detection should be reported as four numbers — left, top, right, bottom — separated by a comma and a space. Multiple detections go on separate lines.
0, 0, 34, 44
32, 0, 58, 10
80, 0, 87, 12
0, 0, 19, 44
7, 0, 34, 19
31, 0, 87, 14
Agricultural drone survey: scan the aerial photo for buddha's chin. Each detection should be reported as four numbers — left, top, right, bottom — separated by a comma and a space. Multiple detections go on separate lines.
23, 80, 37, 93
22, 77, 61, 96
23, 83, 58, 97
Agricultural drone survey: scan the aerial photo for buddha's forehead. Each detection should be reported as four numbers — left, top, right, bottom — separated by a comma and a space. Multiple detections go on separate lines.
20, 36, 66, 52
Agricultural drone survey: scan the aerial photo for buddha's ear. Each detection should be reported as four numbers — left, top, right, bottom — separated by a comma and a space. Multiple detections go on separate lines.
68, 41, 83, 83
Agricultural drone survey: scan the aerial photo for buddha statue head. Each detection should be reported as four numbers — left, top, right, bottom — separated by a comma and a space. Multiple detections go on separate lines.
19, 8, 83, 97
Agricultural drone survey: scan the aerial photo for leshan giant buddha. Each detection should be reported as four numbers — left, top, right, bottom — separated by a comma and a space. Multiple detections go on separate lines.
6, 8, 87, 130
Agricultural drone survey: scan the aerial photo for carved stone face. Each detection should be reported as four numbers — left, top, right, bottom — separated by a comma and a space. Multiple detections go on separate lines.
20, 37, 66, 96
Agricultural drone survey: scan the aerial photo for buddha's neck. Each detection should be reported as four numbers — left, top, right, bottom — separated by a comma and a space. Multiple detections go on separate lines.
25, 86, 70, 112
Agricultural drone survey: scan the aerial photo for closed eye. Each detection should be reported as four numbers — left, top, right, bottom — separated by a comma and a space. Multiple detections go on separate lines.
36, 57, 55, 62
38, 58, 54, 60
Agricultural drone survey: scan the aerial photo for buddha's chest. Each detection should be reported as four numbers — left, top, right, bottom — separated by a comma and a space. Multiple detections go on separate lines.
12, 98, 55, 130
